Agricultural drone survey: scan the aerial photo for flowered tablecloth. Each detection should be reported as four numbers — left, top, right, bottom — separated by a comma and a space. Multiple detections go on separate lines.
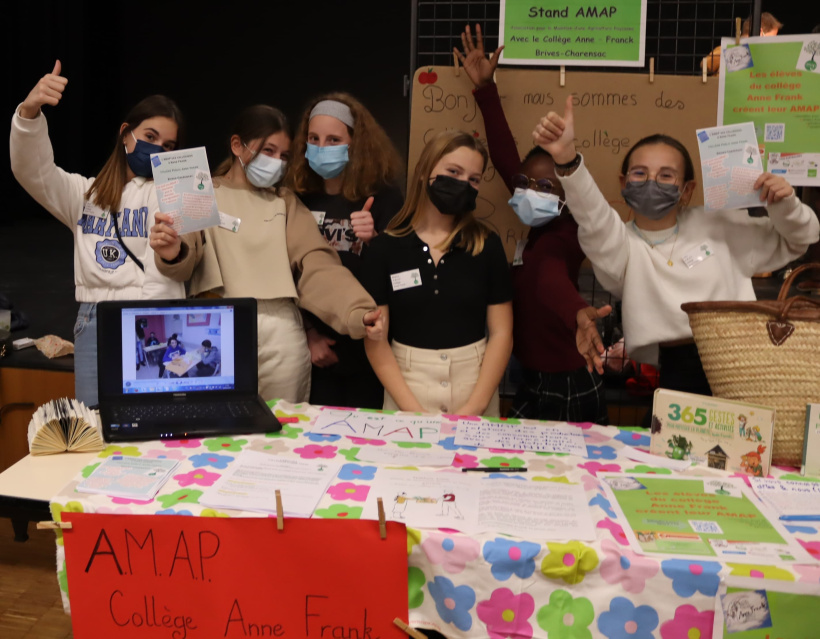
49, 401, 820, 638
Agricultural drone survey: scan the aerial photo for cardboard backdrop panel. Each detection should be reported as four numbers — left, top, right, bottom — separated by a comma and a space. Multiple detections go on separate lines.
62, 512, 408, 639
410, 67, 719, 258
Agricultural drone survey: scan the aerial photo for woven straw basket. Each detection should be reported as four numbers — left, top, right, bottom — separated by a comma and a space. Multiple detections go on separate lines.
681, 263, 820, 467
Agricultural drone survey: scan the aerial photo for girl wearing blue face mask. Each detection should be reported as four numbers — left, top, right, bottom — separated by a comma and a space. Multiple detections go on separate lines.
10, 60, 185, 406
151, 105, 384, 404
456, 25, 609, 424
285, 93, 404, 410
534, 97, 820, 400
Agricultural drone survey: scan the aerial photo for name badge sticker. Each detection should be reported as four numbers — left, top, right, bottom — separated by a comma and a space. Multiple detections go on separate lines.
218, 211, 241, 233
512, 239, 527, 266
83, 201, 108, 219
683, 242, 714, 269
391, 269, 422, 291
311, 211, 326, 225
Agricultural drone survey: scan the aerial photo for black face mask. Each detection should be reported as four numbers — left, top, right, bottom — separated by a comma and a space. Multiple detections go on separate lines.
426, 175, 478, 216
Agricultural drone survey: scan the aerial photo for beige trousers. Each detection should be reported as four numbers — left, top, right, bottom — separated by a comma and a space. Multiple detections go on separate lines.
257, 299, 311, 403
384, 339, 499, 416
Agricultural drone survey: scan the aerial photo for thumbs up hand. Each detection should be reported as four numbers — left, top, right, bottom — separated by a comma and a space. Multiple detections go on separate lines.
532, 95, 578, 165
351, 196, 376, 242
20, 61, 68, 119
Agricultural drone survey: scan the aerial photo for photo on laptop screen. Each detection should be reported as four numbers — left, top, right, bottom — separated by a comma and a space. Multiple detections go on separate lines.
124, 305, 237, 395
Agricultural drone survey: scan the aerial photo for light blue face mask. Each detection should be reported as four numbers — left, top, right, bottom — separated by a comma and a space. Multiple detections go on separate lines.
241, 146, 285, 188
306, 143, 349, 179
508, 188, 564, 227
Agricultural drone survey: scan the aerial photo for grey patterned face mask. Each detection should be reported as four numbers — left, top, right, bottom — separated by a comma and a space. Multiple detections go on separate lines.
621, 181, 681, 220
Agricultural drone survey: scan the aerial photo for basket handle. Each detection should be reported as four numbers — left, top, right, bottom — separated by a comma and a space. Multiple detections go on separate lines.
778, 294, 820, 321
777, 263, 820, 302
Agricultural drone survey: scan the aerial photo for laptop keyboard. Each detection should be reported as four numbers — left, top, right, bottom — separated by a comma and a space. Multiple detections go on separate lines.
111, 401, 264, 423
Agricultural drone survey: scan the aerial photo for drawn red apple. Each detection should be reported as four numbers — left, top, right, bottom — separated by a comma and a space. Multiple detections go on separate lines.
419, 68, 438, 84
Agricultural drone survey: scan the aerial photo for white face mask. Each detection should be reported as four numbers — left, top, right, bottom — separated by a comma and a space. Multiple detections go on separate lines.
241, 146, 285, 188
507, 188, 564, 227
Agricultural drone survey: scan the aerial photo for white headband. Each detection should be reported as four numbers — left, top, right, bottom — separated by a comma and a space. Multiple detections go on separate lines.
309, 100, 355, 129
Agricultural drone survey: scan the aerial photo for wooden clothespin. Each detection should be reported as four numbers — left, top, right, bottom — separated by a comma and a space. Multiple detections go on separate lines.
275, 490, 284, 531
702, 57, 708, 83
393, 618, 427, 639
559, 65, 566, 87
377, 497, 387, 539
735, 17, 742, 45
37, 521, 72, 530
649, 57, 655, 84
453, 51, 460, 77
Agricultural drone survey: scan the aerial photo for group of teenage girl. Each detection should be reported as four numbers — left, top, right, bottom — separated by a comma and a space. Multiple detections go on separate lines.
12, 27, 819, 424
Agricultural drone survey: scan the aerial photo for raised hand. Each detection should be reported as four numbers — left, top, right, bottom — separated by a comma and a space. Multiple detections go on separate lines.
532, 95, 578, 165
149, 212, 182, 262
754, 173, 794, 204
20, 61, 68, 119
351, 196, 377, 242
454, 24, 504, 89
576, 305, 612, 375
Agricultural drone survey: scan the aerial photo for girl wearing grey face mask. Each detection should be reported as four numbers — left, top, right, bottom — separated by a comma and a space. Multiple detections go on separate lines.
532, 97, 819, 412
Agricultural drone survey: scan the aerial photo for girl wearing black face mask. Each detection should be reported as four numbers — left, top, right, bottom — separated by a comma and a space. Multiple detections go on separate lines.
359, 131, 513, 416
533, 97, 819, 402
10, 60, 185, 407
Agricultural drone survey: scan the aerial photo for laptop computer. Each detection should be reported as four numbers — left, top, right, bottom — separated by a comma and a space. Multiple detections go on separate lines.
97, 297, 281, 442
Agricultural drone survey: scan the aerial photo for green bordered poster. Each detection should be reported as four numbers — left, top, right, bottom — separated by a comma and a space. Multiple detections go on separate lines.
718, 34, 820, 186
498, 0, 647, 67
599, 474, 814, 564
713, 578, 820, 638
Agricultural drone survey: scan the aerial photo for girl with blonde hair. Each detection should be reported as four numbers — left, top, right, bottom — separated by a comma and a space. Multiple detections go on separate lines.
360, 130, 513, 416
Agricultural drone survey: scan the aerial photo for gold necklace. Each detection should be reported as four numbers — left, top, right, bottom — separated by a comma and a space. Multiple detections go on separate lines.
632, 222, 679, 267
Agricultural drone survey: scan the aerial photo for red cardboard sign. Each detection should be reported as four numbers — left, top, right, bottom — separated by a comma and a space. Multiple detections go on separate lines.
62, 513, 408, 638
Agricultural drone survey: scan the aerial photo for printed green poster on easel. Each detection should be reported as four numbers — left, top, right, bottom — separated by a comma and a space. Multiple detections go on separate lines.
600, 474, 814, 563
713, 577, 820, 638
498, 0, 647, 66
718, 34, 820, 186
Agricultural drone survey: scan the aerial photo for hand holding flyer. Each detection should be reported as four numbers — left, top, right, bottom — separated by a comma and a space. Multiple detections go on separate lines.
150, 147, 221, 234
696, 122, 765, 211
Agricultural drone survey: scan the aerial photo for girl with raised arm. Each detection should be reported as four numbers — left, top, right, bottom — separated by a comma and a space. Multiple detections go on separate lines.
10, 61, 185, 406
533, 97, 819, 396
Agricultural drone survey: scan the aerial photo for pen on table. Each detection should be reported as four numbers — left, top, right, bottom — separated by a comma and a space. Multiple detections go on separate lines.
462, 467, 528, 473
277, 417, 300, 424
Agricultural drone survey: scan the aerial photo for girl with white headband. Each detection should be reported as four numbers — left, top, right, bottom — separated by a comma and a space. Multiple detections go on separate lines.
150, 104, 384, 403
285, 93, 403, 409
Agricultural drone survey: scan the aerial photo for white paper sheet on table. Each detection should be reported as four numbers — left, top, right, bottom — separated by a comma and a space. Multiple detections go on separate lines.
310, 410, 442, 443
453, 419, 587, 456
750, 477, 820, 520
622, 447, 694, 471
354, 447, 455, 467
76, 456, 179, 500
200, 450, 340, 517
361, 468, 596, 539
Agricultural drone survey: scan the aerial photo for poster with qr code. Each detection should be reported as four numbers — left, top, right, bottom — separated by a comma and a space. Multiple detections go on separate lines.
599, 474, 814, 563
718, 35, 820, 186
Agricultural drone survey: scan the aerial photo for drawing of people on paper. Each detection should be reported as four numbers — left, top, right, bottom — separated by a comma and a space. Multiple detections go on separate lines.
721, 590, 773, 633
440, 489, 463, 519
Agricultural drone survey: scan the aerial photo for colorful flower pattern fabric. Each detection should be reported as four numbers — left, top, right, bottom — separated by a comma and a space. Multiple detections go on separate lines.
47, 398, 819, 637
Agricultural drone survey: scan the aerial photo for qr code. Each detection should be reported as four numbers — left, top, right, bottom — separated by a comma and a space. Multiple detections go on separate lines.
764, 123, 785, 142
689, 520, 723, 534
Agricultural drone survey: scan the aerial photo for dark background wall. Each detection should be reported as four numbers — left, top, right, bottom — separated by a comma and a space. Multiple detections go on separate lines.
1, 1, 412, 340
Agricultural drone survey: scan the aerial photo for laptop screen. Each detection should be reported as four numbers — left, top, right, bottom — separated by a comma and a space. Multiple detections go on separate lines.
123, 304, 237, 394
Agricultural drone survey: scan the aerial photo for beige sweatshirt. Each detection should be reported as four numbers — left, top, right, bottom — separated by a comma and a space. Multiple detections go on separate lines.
156, 179, 375, 339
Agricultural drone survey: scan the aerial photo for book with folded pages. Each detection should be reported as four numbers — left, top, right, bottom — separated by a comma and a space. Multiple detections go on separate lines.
27, 398, 104, 455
